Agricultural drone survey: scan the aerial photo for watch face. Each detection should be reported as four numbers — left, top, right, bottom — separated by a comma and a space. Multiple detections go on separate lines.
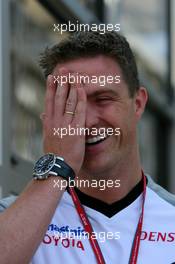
33, 154, 55, 176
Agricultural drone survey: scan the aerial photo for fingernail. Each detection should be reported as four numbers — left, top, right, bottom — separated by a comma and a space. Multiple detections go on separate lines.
47, 75, 53, 84
40, 113, 46, 120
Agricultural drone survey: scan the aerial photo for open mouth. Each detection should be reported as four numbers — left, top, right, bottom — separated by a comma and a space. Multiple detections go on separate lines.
85, 135, 108, 146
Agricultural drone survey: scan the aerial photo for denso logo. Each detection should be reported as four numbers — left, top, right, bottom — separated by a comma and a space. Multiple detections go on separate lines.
141, 231, 175, 242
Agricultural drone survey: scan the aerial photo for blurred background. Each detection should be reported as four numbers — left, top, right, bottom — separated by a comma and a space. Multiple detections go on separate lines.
0, 0, 175, 197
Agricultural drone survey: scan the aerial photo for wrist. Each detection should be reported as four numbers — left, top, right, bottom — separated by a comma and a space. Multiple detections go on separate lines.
33, 153, 75, 182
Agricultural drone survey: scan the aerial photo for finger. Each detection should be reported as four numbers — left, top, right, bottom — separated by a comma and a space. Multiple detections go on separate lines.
54, 68, 70, 116
45, 75, 56, 118
72, 86, 86, 128
64, 82, 78, 123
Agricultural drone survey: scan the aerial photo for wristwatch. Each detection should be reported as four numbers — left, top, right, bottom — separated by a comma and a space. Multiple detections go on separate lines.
33, 153, 75, 181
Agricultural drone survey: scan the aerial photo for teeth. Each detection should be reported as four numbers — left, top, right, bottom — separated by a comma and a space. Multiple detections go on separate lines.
86, 135, 107, 144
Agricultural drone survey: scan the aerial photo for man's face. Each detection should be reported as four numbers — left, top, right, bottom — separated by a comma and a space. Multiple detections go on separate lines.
53, 55, 147, 175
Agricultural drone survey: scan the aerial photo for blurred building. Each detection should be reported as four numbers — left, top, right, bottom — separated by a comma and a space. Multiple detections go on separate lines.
0, 0, 175, 197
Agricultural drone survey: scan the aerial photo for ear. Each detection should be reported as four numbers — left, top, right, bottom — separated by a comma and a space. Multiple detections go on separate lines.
134, 87, 148, 121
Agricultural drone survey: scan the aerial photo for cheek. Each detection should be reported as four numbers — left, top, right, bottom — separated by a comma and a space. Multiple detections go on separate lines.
99, 104, 136, 132
123, 112, 137, 142
114, 110, 136, 140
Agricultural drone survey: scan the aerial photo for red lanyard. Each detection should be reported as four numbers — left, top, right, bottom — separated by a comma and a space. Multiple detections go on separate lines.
68, 171, 146, 264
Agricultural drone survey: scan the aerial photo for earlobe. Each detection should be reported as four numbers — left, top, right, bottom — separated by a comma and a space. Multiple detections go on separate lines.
135, 87, 148, 119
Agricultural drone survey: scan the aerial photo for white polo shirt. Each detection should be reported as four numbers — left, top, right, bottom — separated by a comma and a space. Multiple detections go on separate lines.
1, 175, 175, 264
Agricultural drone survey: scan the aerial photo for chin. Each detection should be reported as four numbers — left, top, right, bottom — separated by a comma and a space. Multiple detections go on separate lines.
82, 155, 112, 175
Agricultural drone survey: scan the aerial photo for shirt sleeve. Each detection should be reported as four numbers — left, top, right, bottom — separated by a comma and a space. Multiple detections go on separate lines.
0, 195, 17, 213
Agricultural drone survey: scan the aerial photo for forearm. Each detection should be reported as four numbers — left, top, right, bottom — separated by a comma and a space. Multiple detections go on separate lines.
0, 176, 65, 264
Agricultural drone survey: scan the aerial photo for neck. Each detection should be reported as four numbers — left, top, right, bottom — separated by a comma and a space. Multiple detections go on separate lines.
77, 147, 142, 204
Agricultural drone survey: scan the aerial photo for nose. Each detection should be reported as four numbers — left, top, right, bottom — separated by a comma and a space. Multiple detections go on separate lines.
85, 102, 99, 129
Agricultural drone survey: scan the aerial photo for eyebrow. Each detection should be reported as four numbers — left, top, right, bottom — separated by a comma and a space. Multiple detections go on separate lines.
87, 89, 119, 98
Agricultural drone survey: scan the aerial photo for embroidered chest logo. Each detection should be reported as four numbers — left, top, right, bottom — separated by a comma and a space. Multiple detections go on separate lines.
42, 223, 86, 251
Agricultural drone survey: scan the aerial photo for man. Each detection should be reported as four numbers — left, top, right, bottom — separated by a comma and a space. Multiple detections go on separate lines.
0, 31, 175, 264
